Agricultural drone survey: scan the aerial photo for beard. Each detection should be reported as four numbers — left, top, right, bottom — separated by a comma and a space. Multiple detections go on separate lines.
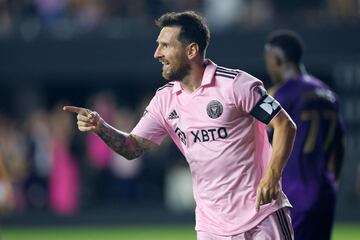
162, 61, 191, 81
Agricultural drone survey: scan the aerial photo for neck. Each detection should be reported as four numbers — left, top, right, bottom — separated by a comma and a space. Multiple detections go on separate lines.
180, 60, 206, 93
281, 64, 303, 82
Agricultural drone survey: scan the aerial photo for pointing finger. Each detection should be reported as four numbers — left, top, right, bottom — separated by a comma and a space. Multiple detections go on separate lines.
63, 106, 82, 114
63, 106, 90, 115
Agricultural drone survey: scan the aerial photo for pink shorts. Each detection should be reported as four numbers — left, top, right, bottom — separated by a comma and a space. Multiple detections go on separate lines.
197, 208, 294, 240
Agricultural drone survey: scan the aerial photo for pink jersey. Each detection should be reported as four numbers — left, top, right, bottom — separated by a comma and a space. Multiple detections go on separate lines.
131, 59, 291, 235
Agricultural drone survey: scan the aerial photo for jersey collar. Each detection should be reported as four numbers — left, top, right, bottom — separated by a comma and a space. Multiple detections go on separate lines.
172, 59, 217, 94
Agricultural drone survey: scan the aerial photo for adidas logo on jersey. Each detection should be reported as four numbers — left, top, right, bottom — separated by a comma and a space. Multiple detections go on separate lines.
168, 110, 179, 120
260, 96, 280, 115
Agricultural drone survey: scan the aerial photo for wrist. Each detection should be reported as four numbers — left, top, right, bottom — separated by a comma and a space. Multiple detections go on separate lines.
95, 118, 106, 134
266, 167, 282, 180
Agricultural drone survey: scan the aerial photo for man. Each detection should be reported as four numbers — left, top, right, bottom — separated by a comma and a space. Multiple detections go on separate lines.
64, 11, 296, 240
264, 30, 345, 240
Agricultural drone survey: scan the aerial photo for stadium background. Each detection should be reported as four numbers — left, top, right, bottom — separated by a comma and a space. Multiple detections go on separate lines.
0, 0, 359, 239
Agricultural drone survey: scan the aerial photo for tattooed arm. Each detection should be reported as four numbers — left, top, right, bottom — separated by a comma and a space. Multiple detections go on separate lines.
96, 121, 156, 160
63, 106, 157, 160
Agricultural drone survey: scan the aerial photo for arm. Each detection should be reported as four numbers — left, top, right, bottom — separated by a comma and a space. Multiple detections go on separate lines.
96, 120, 157, 160
63, 106, 157, 160
231, 75, 296, 210
256, 109, 296, 211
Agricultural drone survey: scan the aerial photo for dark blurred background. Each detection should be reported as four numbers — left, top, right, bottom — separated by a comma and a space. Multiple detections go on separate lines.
0, 0, 359, 226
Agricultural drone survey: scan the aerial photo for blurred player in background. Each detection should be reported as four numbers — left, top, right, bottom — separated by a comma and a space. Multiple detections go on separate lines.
0, 157, 14, 214
64, 11, 297, 240
264, 30, 345, 240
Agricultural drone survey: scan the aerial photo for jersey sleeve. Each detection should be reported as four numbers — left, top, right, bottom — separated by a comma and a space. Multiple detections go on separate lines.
131, 94, 168, 145
233, 72, 282, 124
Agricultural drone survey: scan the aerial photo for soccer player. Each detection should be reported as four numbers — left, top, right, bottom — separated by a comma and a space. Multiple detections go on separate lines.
264, 30, 345, 240
64, 11, 296, 240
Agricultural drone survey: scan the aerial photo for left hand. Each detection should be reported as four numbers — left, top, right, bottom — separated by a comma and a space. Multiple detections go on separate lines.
255, 169, 281, 212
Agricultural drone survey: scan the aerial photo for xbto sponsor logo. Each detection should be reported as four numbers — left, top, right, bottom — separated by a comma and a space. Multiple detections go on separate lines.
175, 127, 229, 145
191, 127, 228, 143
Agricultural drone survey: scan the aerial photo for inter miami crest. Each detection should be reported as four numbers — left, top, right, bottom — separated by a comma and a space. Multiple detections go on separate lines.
207, 100, 223, 119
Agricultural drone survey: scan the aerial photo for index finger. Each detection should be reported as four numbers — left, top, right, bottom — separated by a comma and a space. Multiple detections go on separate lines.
63, 106, 88, 114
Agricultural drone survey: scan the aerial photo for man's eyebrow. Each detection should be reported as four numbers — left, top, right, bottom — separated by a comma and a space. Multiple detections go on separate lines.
156, 40, 169, 45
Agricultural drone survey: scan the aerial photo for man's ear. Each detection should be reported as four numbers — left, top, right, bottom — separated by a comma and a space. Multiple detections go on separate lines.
187, 43, 200, 60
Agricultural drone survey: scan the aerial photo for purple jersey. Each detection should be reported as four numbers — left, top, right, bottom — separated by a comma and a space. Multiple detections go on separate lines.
270, 75, 344, 216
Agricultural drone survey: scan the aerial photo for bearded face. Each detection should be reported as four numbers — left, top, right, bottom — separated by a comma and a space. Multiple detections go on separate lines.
154, 26, 191, 81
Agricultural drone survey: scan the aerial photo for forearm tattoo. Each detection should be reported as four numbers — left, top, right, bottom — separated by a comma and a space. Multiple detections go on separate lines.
96, 122, 145, 160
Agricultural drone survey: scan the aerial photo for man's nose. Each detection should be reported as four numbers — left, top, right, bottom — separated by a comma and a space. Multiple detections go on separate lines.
154, 46, 162, 59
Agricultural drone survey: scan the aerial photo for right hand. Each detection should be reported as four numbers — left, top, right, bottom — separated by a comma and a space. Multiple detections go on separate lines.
63, 106, 103, 133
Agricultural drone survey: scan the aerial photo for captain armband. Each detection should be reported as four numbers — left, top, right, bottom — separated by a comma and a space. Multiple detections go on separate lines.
249, 86, 282, 124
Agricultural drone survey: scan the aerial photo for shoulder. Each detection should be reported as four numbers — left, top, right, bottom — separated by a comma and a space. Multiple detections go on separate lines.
149, 82, 175, 110
272, 76, 327, 108
155, 82, 175, 100
299, 75, 329, 90
301, 75, 335, 97
214, 65, 241, 80
215, 66, 263, 89
156, 82, 175, 93
315, 79, 338, 102
233, 70, 263, 91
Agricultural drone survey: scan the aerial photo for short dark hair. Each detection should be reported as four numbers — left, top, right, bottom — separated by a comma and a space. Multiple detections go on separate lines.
155, 11, 210, 56
266, 30, 304, 65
